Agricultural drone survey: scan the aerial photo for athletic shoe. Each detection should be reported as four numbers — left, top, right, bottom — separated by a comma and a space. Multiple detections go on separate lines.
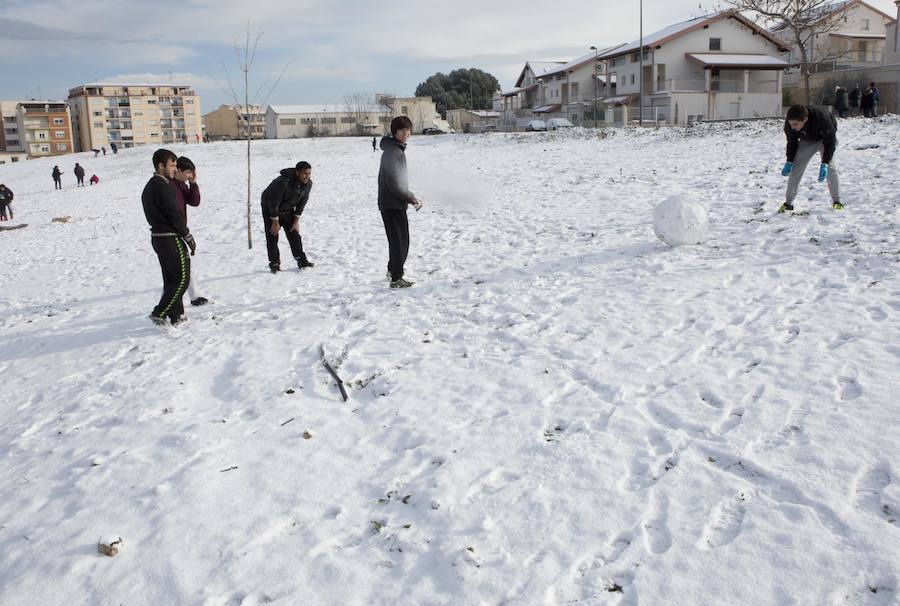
390, 278, 414, 289
149, 314, 167, 326
171, 315, 188, 326
777, 202, 794, 213
832, 201, 844, 210
191, 297, 209, 306
298, 259, 315, 269
270, 265, 280, 274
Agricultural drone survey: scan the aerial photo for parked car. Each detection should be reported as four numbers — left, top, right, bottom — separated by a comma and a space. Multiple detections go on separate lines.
422, 127, 445, 135
525, 120, 547, 132
546, 118, 574, 130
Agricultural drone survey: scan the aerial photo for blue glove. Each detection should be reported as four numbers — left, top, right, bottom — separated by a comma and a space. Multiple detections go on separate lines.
782, 162, 794, 176
818, 163, 828, 182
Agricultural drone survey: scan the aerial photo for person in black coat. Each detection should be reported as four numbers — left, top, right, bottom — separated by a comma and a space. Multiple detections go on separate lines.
0, 184, 13, 221
260, 161, 314, 273
849, 85, 861, 115
52, 166, 63, 189
142, 148, 195, 325
74, 163, 86, 186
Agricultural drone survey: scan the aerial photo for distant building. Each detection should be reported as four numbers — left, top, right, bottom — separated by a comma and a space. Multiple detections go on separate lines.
0, 100, 74, 158
203, 104, 266, 140
446, 109, 501, 133
0, 151, 28, 164
884, 1, 900, 64
376, 95, 443, 133
67, 83, 202, 152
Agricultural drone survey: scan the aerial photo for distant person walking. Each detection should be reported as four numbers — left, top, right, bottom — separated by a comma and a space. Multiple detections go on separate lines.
378, 116, 422, 289
834, 86, 849, 118
142, 148, 195, 326
101, 146, 106, 156
0, 184, 13, 221
110, 142, 118, 154
74, 162, 86, 186
372, 136, 377, 151
779, 104, 841, 213
260, 161, 315, 273
52, 166, 63, 189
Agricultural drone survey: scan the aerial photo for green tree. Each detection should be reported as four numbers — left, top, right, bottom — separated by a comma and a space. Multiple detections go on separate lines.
415, 68, 500, 116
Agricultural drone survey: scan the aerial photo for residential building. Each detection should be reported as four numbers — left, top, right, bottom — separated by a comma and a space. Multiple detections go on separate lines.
772, 0, 894, 79
0, 100, 24, 153
67, 83, 202, 152
446, 109, 501, 133
0, 100, 74, 158
598, 10, 790, 125
203, 104, 267, 140
376, 95, 445, 133
886, 1, 900, 64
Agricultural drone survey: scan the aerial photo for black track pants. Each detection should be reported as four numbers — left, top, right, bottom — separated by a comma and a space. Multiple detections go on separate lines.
151, 236, 191, 320
380, 208, 409, 281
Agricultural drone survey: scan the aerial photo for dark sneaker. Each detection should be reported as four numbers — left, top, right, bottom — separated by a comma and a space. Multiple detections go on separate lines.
298, 259, 315, 269
832, 201, 844, 210
191, 297, 209, 306
171, 315, 188, 326
777, 202, 794, 213
149, 314, 167, 326
270, 265, 280, 274
390, 278, 414, 289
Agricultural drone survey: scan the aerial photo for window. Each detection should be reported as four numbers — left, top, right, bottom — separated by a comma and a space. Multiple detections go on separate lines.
133, 111, 143, 116
630, 74, 636, 85
147, 99, 157, 104
185, 99, 194, 104
150, 132, 159, 137
93, 111, 103, 117
709, 38, 722, 51
55, 130, 66, 138
56, 143, 68, 151
11, 157, 18, 162
631, 50, 649, 62
341, 116, 356, 124
401, 105, 409, 114
38, 132, 47, 140
612, 56, 627, 67
39, 145, 50, 153
4, 128, 16, 135
861, 18, 870, 31
279, 118, 296, 125
321, 117, 337, 124
302, 117, 316, 124
133, 120, 143, 127
93, 122, 104, 128
53, 117, 65, 126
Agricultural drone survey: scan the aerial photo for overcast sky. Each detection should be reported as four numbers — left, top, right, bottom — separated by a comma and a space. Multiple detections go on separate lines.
0, 0, 896, 109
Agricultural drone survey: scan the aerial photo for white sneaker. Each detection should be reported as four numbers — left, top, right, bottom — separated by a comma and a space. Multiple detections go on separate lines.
390, 278, 414, 289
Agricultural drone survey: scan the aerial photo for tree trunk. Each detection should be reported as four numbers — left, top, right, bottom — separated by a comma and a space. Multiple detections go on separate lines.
245, 71, 252, 249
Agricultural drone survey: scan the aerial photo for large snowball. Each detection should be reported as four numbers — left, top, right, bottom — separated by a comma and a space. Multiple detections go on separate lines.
652, 195, 709, 246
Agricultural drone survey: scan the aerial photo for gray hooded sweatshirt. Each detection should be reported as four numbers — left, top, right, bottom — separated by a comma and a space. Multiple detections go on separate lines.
378, 136, 415, 210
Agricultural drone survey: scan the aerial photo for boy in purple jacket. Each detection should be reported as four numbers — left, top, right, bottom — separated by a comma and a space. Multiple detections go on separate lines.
170, 157, 209, 306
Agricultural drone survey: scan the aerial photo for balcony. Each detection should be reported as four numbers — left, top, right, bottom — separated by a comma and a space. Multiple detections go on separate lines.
651, 78, 779, 94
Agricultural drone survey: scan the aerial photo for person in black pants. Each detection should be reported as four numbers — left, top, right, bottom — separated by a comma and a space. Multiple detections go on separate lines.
74, 163, 85, 186
378, 116, 422, 288
260, 161, 314, 273
52, 166, 63, 189
141, 148, 195, 326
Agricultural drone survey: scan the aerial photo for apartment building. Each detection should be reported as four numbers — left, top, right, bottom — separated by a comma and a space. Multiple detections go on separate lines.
0, 100, 74, 158
67, 83, 202, 152
203, 104, 267, 140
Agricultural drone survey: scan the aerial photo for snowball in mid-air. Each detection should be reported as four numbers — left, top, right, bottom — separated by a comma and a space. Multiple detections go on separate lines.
652, 195, 709, 246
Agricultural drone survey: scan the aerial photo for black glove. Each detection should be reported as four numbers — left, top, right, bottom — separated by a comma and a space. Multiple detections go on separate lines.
184, 234, 196, 256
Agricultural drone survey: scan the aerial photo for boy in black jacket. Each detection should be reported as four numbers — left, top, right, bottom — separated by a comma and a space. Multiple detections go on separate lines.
142, 148, 195, 325
779, 105, 842, 213
260, 161, 314, 273
0, 184, 13, 221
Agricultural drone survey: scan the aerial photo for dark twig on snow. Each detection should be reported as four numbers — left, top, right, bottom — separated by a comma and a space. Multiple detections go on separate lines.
320, 345, 349, 402
280, 417, 295, 427
219, 466, 238, 473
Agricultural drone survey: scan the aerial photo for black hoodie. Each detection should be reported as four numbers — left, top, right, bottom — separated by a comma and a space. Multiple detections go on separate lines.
261, 168, 312, 217
378, 136, 415, 210
784, 105, 838, 165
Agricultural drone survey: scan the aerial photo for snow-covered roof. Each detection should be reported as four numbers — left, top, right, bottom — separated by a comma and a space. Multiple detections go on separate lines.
600, 10, 788, 59
514, 61, 567, 87
269, 104, 391, 115
686, 53, 792, 68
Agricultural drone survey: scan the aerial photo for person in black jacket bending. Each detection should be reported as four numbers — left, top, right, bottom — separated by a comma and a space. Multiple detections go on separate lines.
261, 161, 314, 273
779, 105, 842, 213
142, 148, 195, 326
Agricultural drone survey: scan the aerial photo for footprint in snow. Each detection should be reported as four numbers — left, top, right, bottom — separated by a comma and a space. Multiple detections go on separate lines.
698, 492, 751, 550
836, 376, 863, 401
853, 464, 898, 525
642, 492, 672, 555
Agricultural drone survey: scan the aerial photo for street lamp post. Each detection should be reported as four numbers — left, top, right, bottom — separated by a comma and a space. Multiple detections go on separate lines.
639, 0, 644, 127
590, 46, 598, 128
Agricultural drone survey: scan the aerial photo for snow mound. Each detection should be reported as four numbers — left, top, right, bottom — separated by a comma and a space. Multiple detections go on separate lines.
653, 195, 709, 246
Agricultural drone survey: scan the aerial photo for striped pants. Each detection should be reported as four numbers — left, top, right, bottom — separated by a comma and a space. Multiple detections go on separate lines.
151, 235, 191, 321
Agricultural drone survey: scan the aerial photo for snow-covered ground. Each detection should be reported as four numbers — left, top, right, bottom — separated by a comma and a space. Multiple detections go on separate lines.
1, 117, 898, 606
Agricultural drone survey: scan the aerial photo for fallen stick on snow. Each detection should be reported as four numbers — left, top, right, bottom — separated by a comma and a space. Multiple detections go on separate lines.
320, 344, 349, 402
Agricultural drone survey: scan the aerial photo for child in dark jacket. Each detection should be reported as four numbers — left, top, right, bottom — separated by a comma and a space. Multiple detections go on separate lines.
0, 184, 13, 220
169, 156, 208, 306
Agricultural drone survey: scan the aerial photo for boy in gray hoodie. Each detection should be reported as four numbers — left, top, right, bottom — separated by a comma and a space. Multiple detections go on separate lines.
378, 116, 422, 288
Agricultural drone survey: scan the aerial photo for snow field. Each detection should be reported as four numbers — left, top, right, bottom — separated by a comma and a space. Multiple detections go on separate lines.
0, 117, 899, 605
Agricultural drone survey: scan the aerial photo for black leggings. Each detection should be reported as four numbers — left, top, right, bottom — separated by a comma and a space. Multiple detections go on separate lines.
380, 208, 409, 281
151, 236, 191, 320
